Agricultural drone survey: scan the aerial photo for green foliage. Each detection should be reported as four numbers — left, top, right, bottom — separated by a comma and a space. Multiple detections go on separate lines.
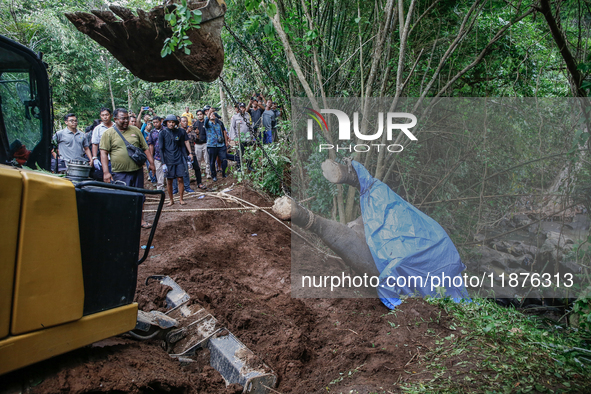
303, 150, 337, 217
161, 0, 202, 57
404, 297, 591, 392
572, 298, 591, 332
238, 142, 290, 196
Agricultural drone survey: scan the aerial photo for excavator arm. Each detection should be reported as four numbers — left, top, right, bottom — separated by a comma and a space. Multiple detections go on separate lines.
65, 0, 226, 83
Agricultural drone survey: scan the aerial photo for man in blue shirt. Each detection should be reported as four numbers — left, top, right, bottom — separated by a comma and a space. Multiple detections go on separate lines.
204, 107, 227, 182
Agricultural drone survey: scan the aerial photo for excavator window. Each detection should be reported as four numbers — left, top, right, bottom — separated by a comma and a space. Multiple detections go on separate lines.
0, 39, 48, 169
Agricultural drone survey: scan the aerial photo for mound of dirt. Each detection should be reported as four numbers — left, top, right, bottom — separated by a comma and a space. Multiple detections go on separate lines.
1, 177, 457, 394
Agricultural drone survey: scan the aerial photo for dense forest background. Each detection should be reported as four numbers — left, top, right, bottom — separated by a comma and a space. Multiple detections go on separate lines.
2, 0, 591, 243
2, 1, 587, 121
5, 2, 591, 386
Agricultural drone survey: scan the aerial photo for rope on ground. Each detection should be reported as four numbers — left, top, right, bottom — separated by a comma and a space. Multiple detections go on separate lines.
143, 206, 273, 213
143, 187, 342, 261
218, 192, 342, 261
144, 186, 238, 205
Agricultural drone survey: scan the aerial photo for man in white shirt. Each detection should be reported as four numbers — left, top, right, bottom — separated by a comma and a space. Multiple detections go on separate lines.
91, 107, 113, 170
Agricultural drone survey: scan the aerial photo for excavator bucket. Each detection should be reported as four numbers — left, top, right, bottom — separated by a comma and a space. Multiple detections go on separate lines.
64, 0, 226, 82
132, 276, 277, 394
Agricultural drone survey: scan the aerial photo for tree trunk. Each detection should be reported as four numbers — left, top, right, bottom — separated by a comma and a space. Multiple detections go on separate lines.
104, 55, 115, 111
219, 83, 229, 127
343, 0, 398, 223
270, 0, 347, 222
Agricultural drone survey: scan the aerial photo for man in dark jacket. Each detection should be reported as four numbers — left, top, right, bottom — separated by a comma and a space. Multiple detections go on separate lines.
172, 116, 195, 194
158, 114, 193, 206
181, 116, 205, 190
246, 98, 264, 142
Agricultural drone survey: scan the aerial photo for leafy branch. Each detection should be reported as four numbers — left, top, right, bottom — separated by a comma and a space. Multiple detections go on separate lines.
161, 0, 202, 57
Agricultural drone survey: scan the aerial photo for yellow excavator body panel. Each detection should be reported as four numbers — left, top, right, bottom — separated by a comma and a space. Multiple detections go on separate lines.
0, 303, 138, 375
0, 166, 23, 339
0, 165, 138, 375
11, 168, 84, 335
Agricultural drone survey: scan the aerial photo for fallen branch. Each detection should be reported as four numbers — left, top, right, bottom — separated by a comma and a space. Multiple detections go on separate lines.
335, 328, 359, 335
460, 202, 581, 246
417, 193, 567, 206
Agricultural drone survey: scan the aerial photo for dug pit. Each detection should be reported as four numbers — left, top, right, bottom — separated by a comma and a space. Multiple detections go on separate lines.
1, 179, 460, 394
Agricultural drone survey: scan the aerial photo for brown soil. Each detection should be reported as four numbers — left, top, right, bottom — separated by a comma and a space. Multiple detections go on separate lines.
1, 175, 464, 394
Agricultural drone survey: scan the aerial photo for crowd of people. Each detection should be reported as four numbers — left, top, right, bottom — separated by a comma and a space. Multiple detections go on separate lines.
51, 94, 282, 226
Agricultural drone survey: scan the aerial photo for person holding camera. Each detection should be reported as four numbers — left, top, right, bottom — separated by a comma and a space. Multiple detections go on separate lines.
204, 107, 227, 181
137, 106, 154, 133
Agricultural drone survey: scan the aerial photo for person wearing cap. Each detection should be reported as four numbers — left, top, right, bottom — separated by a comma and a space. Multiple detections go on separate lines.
204, 107, 227, 181
230, 103, 253, 171
192, 109, 211, 179
158, 114, 193, 206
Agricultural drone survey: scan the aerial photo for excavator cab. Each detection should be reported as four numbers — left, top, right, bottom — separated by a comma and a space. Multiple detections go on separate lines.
0, 35, 52, 171
0, 33, 164, 376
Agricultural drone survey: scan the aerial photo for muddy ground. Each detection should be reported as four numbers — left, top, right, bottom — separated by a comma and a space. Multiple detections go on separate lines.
0, 175, 555, 393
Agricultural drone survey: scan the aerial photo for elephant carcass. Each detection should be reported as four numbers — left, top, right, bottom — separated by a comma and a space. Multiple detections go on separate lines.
272, 160, 378, 279
275, 160, 470, 308
65, 0, 225, 82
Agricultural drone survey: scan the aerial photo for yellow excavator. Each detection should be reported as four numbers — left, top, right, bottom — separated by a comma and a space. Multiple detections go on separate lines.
0, 31, 165, 375
0, 1, 277, 391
